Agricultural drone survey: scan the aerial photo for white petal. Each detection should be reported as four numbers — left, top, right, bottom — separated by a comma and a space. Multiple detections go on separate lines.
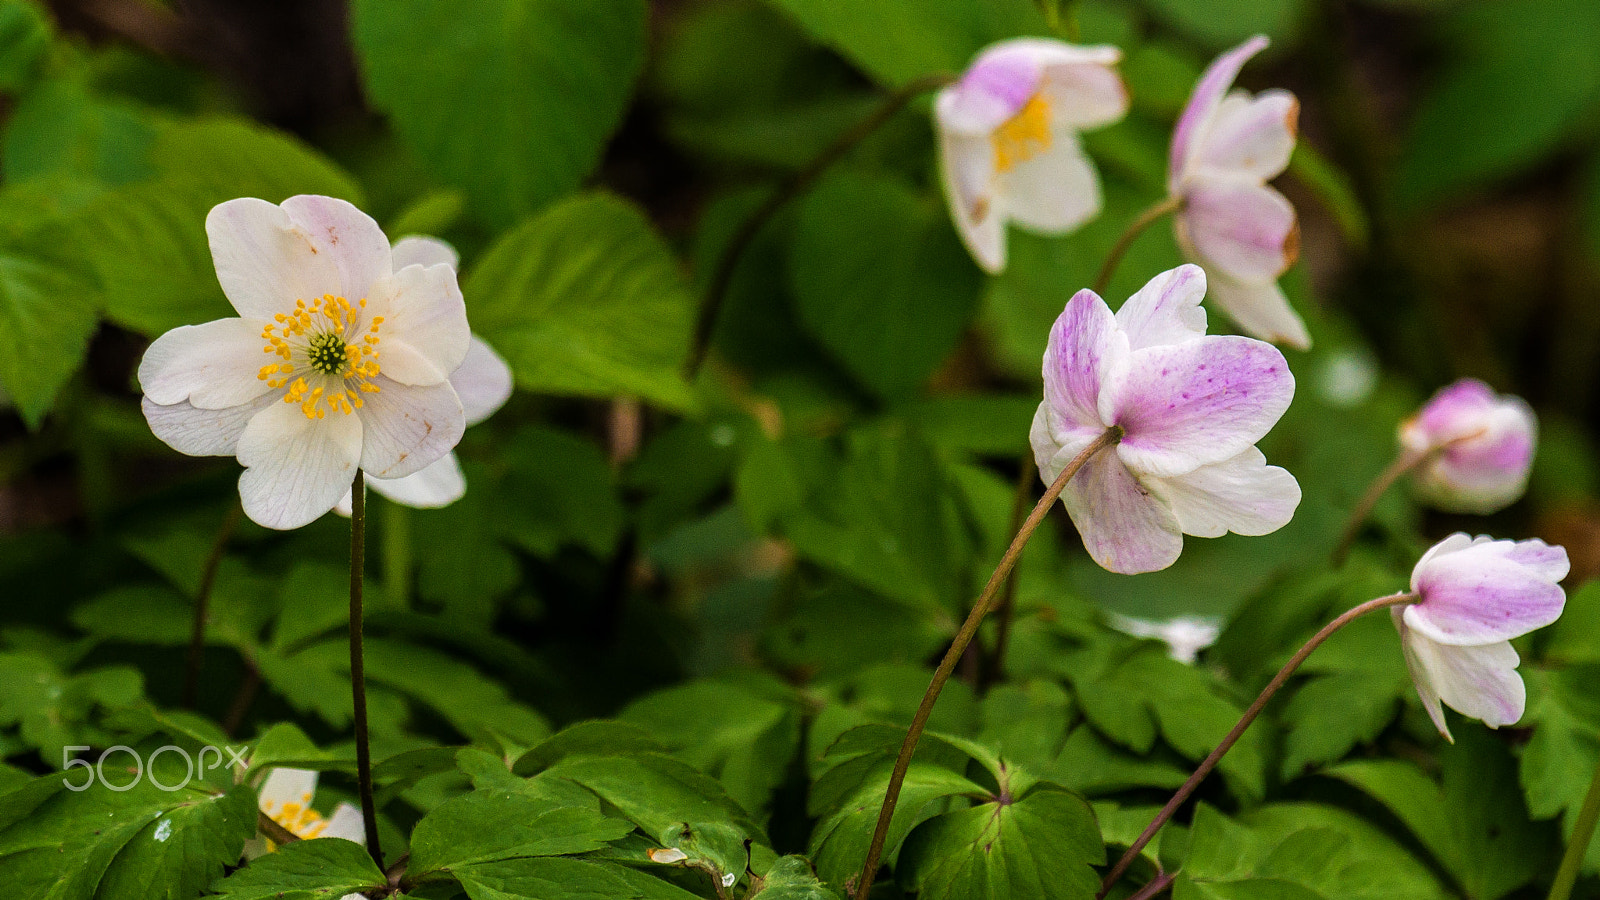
1178, 179, 1297, 282
453, 337, 513, 426
1060, 450, 1184, 574
1190, 89, 1297, 181
1191, 261, 1311, 351
353, 377, 465, 479
139, 318, 276, 409
281, 195, 394, 304
365, 264, 470, 386
1403, 624, 1527, 735
1038, 59, 1128, 129
390, 235, 459, 271
257, 767, 319, 816
996, 134, 1103, 234
143, 394, 276, 457
367, 452, 467, 509
206, 198, 342, 320
236, 401, 363, 530
1114, 264, 1208, 352
1149, 446, 1300, 538
938, 130, 1005, 273
1393, 610, 1452, 742
322, 802, 367, 845
988, 38, 1122, 72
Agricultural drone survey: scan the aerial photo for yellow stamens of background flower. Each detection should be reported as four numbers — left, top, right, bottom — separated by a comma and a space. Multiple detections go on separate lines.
992, 92, 1053, 173
262, 791, 330, 841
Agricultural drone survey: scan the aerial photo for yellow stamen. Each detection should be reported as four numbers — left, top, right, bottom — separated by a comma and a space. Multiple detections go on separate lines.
992, 92, 1053, 173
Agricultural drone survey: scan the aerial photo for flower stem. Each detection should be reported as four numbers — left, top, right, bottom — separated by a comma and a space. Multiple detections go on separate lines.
349, 469, 383, 865
684, 72, 955, 379
1096, 591, 1417, 896
853, 427, 1122, 900
1128, 870, 1177, 900
1093, 195, 1183, 297
182, 502, 243, 709
1330, 447, 1432, 567
381, 497, 412, 608
1547, 754, 1600, 900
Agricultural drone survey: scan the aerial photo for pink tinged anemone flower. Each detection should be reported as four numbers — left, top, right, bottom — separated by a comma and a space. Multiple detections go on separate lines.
936, 38, 1129, 274
1168, 35, 1308, 350
1400, 378, 1537, 515
1394, 534, 1568, 741
334, 236, 513, 514
1029, 263, 1301, 574
138, 196, 471, 530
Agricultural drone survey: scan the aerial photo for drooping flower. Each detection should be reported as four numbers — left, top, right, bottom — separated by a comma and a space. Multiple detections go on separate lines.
335, 236, 512, 513
139, 195, 470, 530
936, 38, 1129, 273
1399, 379, 1537, 515
248, 767, 366, 899
1393, 534, 1567, 741
1168, 35, 1308, 350
1030, 264, 1300, 574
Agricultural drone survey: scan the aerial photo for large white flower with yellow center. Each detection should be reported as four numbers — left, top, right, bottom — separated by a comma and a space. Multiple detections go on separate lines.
248, 767, 366, 900
139, 195, 470, 530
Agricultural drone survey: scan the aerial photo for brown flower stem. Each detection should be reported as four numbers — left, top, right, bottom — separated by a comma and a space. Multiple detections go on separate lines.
221, 660, 261, 738
1331, 446, 1435, 567
349, 469, 382, 865
1547, 753, 1600, 900
1128, 870, 1177, 900
983, 455, 1038, 688
853, 427, 1123, 900
1092, 195, 1183, 296
684, 72, 955, 379
182, 502, 243, 709
257, 811, 300, 846
1096, 591, 1417, 897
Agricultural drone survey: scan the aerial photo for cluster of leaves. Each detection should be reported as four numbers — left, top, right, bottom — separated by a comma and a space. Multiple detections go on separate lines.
0, 0, 1598, 898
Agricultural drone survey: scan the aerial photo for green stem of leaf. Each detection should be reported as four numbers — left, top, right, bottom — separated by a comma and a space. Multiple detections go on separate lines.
182, 502, 243, 709
685, 71, 955, 379
1547, 753, 1600, 900
853, 426, 1122, 900
1093, 195, 1183, 297
1096, 590, 1417, 896
382, 496, 413, 608
350, 469, 383, 865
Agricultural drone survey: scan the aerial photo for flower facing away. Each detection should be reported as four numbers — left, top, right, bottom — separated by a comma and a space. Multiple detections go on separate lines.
1030, 264, 1300, 574
1394, 534, 1567, 741
139, 195, 471, 530
1399, 379, 1537, 515
1169, 35, 1308, 350
249, 767, 365, 899
334, 236, 513, 514
936, 38, 1129, 273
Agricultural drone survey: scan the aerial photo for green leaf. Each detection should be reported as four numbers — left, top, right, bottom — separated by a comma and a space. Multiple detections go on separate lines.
0, 0, 49, 91
0, 652, 143, 762
512, 721, 669, 776
464, 193, 696, 410
749, 856, 843, 899
757, 0, 1048, 86
351, 0, 647, 228
1319, 760, 1461, 881
541, 752, 757, 839
361, 638, 551, 750
3, 76, 158, 187
94, 785, 258, 900
1138, 0, 1309, 51
789, 172, 982, 399
0, 217, 100, 428
899, 786, 1103, 900
210, 837, 386, 900
1521, 666, 1600, 876
808, 761, 988, 888
409, 789, 635, 875
450, 856, 642, 900
1439, 727, 1553, 898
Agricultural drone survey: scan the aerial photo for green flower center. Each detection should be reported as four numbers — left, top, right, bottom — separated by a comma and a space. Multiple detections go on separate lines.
307, 332, 349, 376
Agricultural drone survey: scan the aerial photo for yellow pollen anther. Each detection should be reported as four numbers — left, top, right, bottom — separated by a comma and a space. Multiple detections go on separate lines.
992, 92, 1053, 173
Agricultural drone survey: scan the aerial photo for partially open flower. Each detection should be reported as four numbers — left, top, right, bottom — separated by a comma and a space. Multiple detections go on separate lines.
1394, 534, 1567, 741
335, 236, 513, 514
248, 767, 365, 899
1030, 264, 1300, 574
139, 196, 471, 530
1169, 36, 1308, 350
1400, 379, 1537, 514
936, 38, 1128, 273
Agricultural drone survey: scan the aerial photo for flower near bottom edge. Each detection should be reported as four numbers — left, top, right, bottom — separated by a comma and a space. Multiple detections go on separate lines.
248, 767, 366, 898
1394, 533, 1568, 742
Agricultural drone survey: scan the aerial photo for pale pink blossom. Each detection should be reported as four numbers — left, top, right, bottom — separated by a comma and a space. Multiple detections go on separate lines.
139, 196, 471, 530
936, 38, 1128, 273
1394, 534, 1567, 741
1400, 379, 1537, 514
1169, 36, 1308, 349
1030, 264, 1300, 574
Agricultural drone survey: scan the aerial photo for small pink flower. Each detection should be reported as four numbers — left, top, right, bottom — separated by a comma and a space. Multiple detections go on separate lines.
1169, 36, 1307, 350
1030, 264, 1300, 574
936, 38, 1128, 273
1394, 534, 1568, 741
1399, 379, 1537, 514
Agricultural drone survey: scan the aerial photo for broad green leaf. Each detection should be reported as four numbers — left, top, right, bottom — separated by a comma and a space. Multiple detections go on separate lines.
899, 786, 1103, 900
512, 721, 668, 777
210, 837, 385, 900
749, 856, 842, 899
351, 0, 647, 228
0, 0, 49, 90
495, 426, 625, 558
71, 585, 192, 646
1320, 760, 1461, 880
789, 172, 982, 399
1521, 666, 1600, 875
147, 119, 364, 202
464, 194, 696, 410
808, 761, 988, 888
1050, 726, 1189, 796
0, 219, 100, 428
94, 785, 257, 900
1139, 0, 1308, 50
542, 752, 757, 838
361, 638, 551, 750
0, 652, 142, 763
3, 76, 158, 187
451, 856, 642, 900
1440, 727, 1553, 898
409, 789, 635, 875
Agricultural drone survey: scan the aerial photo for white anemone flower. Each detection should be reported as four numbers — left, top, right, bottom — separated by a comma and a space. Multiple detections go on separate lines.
138, 195, 471, 530
249, 767, 365, 899
335, 236, 513, 514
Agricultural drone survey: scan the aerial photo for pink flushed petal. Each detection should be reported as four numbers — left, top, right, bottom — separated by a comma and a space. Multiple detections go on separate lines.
1402, 382, 1537, 513
1112, 335, 1294, 477
995, 134, 1103, 233
206, 198, 342, 320
1169, 35, 1270, 190
1189, 89, 1297, 182
1147, 446, 1300, 538
1031, 404, 1110, 486
1407, 538, 1567, 645
281, 195, 394, 304
1043, 290, 1128, 433
1114, 264, 1207, 352
1409, 378, 1499, 442
1179, 179, 1297, 283
938, 130, 1005, 273
138, 318, 276, 409
938, 48, 1042, 135
1060, 448, 1183, 574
